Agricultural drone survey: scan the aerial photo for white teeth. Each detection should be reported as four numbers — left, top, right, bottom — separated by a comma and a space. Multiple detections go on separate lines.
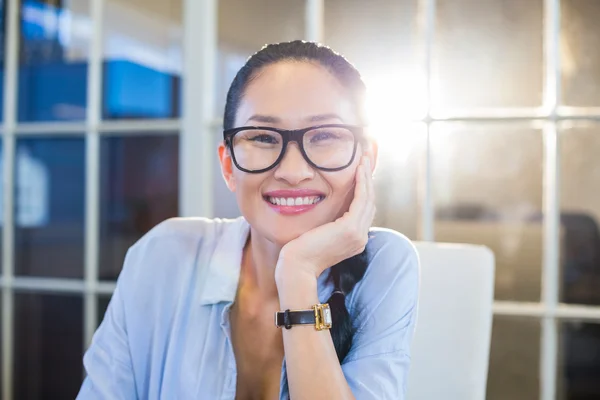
267, 196, 323, 206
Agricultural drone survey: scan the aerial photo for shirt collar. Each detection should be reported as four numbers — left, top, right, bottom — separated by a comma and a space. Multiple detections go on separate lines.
198, 216, 250, 306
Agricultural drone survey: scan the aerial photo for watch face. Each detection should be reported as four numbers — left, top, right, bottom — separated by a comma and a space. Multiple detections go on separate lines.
323, 305, 332, 325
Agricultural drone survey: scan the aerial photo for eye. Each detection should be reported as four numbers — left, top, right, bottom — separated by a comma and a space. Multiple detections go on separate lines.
249, 134, 279, 144
310, 131, 338, 142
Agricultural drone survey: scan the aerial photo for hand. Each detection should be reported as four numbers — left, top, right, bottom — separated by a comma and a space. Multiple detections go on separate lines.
275, 155, 376, 283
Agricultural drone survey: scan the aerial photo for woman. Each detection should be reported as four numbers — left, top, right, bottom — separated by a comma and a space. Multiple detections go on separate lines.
78, 41, 419, 400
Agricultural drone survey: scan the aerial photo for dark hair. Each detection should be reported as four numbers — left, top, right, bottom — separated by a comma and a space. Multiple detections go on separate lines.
223, 40, 369, 364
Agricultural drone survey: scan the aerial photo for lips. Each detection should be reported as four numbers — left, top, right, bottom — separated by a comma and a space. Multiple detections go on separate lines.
263, 189, 325, 215
266, 195, 323, 206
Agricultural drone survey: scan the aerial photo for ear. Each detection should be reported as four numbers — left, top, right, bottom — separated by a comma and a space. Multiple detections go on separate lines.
218, 141, 236, 192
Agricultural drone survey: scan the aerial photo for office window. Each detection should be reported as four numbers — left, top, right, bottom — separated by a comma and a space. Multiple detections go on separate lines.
99, 134, 179, 280
18, 0, 91, 122
487, 316, 541, 400
558, 322, 600, 399
432, 124, 544, 302
102, 0, 182, 119
2, 0, 182, 398
14, 292, 83, 399
561, 0, 600, 107
14, 137, 85, 279
560, 124, 600, 306
433, 0, 543, 111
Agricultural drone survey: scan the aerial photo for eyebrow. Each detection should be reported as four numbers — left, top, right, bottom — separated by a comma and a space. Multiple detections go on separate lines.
307, 113, 343, 122
246, 113, 343, 124
247, 114, 281, 124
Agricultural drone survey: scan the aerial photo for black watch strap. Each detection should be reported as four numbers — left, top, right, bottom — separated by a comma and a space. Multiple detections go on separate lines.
275, 310, 315, 329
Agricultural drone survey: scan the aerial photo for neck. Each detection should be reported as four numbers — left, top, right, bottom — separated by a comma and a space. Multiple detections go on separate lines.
240, 227, 283, 301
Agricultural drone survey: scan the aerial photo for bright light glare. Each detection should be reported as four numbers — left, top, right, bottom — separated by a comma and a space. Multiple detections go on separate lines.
363, 70, 426, 160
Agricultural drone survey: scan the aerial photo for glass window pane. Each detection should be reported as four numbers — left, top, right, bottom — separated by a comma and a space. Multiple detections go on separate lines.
0, 293, 2, 396
561, 0, 600, 107
324, 0, 422, 119
0, 140, 3, 272
372, 123, 424, 240
434, 0, 543, 110
15, 137, 85, 279
486, 316, 541, 400
558, 322, 600, 399
103, 0, 182, 119
14, 292, 83, 400
560, 124, 600, 306
432, 124, 543, 302
99, 135, 179, 280
215, 0, 304, 114
19, 0, 90, 122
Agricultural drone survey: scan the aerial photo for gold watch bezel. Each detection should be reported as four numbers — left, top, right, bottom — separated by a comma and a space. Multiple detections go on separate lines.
313, 303, 332, 331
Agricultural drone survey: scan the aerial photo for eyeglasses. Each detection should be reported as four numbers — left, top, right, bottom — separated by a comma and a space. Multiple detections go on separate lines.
223, 124, 364, 173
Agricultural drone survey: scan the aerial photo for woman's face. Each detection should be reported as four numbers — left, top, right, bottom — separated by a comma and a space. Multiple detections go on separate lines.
219, 61, 375, 246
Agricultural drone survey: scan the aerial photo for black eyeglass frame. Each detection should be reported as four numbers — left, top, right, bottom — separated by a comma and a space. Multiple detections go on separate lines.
223, 124, 364, 173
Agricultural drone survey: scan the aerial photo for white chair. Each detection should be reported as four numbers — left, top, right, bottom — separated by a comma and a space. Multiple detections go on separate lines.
407, 242, 495, 400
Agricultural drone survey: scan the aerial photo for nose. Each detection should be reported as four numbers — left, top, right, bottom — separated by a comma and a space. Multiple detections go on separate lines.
273, 143, 315, 185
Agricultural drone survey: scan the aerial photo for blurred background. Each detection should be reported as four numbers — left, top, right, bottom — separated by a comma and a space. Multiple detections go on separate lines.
0, 0, 598, 399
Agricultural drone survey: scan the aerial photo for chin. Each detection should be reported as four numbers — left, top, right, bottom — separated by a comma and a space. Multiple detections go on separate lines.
261, 215, 325, 246
267, 224, 309, 246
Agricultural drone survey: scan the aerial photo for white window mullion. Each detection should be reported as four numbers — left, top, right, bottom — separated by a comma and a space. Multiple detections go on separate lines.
98, 119, 181, 134
541, 0, 561, 399
418, 0, 436, 241
419, 124, 433, 241
305, 0, 324, 43
84, 0, 105, 350
13, 120, 181, 135
180, 0, 217, 219
2, 0, 20, 398
541, 122, 560, 400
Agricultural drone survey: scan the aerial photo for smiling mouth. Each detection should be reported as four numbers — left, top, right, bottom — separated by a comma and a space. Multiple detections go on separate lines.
264, 195, 325, 206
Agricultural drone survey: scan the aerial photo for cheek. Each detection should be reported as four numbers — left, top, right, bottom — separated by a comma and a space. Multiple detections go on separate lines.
325, 169, 357, 200
232, 170, 265, 200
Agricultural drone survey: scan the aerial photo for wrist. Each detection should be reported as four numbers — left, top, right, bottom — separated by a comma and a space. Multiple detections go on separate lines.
275, 256, 319, 285
275, 260, 319, 309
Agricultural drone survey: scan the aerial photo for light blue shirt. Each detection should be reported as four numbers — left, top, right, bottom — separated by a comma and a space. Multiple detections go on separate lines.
77, 216, 419, 399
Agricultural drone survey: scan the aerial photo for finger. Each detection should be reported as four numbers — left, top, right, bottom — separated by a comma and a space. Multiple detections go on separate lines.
365, 156, 376, 221
348, 158, 368, 217
364, 155, 375, 203
351, 160, 374, 238
358, 156, 374, 222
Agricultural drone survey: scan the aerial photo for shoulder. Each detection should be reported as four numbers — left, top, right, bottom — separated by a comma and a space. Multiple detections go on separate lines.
366, 227, 420, 270
341, 228, 420, 359
362, 227, 420, 292
132, 216, 239, 248
119, 216, 245, 287
128, 216, 242, 257
348, 227, 420, 326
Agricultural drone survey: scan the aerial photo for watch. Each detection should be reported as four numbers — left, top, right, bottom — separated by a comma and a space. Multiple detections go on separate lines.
274, 303, 332, 331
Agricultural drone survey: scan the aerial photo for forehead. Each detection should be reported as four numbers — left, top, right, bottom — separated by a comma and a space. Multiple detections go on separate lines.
235, 61, 358, 128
